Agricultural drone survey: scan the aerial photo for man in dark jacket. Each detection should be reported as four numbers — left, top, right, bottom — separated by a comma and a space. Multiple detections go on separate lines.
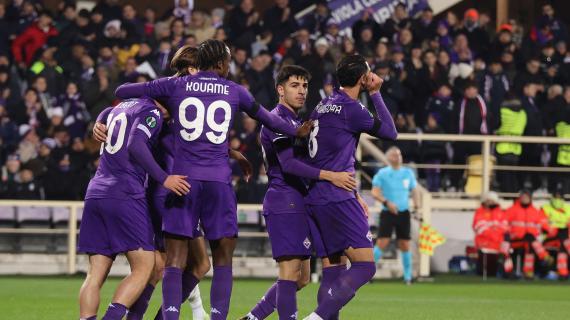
520, 83, 545, 189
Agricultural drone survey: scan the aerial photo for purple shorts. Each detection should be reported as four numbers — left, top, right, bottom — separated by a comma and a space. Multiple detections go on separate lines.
162, 180, 237, 240
264, 211, 313, 260
150, 194, 203, 251
78, 198, 154, 258
306, 199, 373, 256
307, 212, 327, 258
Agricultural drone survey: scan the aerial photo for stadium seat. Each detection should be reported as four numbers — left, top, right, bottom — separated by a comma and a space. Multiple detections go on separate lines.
17, 207, 52, 253
0, 206, 17, 252
52, 207, 84, 253
464, 155, 496, 195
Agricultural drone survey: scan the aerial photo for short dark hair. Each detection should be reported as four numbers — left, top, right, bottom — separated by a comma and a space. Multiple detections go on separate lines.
336, 54, 369, 87
197, 39, 230, 71
275, 65, 311, 88
171, 45, 198, 76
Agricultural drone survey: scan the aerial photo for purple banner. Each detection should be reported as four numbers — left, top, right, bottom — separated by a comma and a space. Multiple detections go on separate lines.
328, 0, 429, 31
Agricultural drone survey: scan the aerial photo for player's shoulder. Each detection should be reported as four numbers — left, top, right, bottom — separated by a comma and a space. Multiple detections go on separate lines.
377, 166, 391, 176
403, 166, 416, 176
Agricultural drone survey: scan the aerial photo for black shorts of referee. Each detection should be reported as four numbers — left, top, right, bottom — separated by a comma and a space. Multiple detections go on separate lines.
378, 210, 411, 240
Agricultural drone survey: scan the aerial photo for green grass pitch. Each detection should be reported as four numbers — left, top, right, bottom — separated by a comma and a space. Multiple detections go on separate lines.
1, 275, 569, 319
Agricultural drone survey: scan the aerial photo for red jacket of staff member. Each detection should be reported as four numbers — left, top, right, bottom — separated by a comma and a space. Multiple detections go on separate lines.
506, 190, 555, 240
11, 12, 58, 67
473, 191, 508, 251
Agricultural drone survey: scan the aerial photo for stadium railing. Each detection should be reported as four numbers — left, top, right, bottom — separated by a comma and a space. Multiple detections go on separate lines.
1, 135, 568, 277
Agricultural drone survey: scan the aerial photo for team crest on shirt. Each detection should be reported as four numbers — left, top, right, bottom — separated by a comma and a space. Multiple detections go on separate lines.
303, 237, 311, 249
366, 231, 373, 242
146, 116, 157, 128
403, 179, 410, 189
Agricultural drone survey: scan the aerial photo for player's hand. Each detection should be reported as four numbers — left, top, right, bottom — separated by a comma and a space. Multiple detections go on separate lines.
356, 192, 369, 217
163, 175, 191, 196
230, 149, 253, 182
365, 72, 383, 95
296, 120, 314, 138
386, 201, 398, 215
325, 171, 356, 191
93, 122, 108, 143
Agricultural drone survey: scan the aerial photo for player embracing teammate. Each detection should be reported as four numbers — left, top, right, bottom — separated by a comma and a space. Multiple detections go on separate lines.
78, 38, 397, 319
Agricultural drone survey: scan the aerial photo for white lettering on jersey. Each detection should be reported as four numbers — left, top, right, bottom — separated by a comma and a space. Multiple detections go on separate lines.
315, 102, 342, 114
186, 81, 229, 95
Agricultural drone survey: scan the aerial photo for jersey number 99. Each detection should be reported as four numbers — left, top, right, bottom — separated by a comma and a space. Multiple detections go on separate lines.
178, 97, 231, 144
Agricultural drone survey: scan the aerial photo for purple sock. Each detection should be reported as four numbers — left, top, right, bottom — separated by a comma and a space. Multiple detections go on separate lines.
162, 267, 183, 320
276, 280, 297, 320
126, 284, 155, 320
318, 265, 346, 320
101, 303, 128, 320
154, 271, 199, 320
250, 282, 277, 319
181, 270, 200, 300
210, 266, 233, 320
314, 262, 375, 319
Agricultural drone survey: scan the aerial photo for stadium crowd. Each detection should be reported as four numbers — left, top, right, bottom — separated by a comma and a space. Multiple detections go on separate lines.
0, 0, 569, 202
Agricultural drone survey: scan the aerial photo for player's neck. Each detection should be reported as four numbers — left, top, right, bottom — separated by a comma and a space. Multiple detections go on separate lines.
391, 164, 402, 170
279, 100, 298, 115
340, 86, 360, 100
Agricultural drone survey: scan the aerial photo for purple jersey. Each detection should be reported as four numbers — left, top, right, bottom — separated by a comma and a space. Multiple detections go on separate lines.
148, 121, 175, 198
305, 89, 388, 205
115, 71, 299, 183
86, 98, 163, 200
260, 105, 311, 213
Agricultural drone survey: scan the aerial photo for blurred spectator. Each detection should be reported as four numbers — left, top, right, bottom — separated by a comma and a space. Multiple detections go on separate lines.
301, 1, 329, 37
28, 46, 66, 97
421, 113, 447, 191
352, 9, 381, 44
16, 88, 49, 131
188, 10, 215, 44
58, 82, 90, 139
11, 10, 58, 68
384, 3, 412, 42
17, 125, 40, 163
540, 3, 568, 43
227, 0, 259, 50
425, 83, 455, 133
482, 60, 510, 120
244, 52, 274, 109
0, 154, 21, 198
520, 83, 544, 188
0, 102, 19, 162
299, 37, 335, 113
412, 7, 436, 44
263, 0, 298, 51
495, 95, 526, 192
460, 9, 490, 58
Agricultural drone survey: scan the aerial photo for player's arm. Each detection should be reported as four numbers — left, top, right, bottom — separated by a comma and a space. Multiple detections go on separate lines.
229, 149, 253, 182
92, 106, 114, 142
237, 86, 312, 138
115, 77, 173, 100
351, 73, 397, 140
371, 173, 398, 214
127, 106, 190, 196
273, 137, 356, 191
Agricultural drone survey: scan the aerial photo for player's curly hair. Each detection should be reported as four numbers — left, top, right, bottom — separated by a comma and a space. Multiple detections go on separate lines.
336, 54, 369, 87
170, 45, 198, 76
196, 39, 230, 71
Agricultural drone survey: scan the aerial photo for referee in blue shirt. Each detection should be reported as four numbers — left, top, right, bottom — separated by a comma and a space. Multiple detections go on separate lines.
371, 146, 420, 284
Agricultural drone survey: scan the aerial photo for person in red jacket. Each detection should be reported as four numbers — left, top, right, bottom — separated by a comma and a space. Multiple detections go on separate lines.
472, 191, 509, 276
473, 191, 508, 251
11, 11, 58, 68
504, 189, 556, 278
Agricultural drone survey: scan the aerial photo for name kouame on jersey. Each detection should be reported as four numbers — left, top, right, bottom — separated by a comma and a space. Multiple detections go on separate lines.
136, 71, 260, 183
86, 98, 163, 200
305, 89, 378, 205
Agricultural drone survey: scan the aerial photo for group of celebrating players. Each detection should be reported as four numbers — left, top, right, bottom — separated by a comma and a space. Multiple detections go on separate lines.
77, 38, 397, 320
